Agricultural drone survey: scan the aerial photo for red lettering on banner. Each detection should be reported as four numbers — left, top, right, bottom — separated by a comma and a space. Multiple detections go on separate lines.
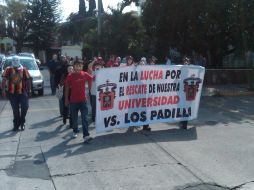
126, 85, 147, 95
147, 98, 153, 107
118, 96, 180, 110
140, 70, 163, 80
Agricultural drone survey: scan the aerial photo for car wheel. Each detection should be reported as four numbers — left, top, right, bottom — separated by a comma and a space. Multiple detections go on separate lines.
38, 88, 44, 96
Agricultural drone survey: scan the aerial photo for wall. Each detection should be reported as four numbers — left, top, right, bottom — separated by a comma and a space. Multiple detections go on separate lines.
61, 45, 82, 59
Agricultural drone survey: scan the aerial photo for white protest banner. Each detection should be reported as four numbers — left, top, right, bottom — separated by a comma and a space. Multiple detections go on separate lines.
95, 65, 205, 133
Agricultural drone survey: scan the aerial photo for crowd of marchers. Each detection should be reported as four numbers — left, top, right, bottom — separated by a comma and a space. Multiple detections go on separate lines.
47, 53, 203, 142
1, 53, 205, 143
47, 54, 161, 142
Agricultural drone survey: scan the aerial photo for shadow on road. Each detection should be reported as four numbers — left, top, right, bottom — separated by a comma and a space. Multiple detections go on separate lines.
30, 117, 62, 129
36, 127, 197, 160
0, 129, 18, 140
192, 96, 254, 127
35, 124, 69, 141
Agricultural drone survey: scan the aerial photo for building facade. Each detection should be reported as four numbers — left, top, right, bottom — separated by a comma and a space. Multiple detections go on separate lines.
0, 37, 16, 54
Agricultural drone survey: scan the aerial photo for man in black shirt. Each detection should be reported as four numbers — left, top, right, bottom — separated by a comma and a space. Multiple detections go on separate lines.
47, 54, 58, 95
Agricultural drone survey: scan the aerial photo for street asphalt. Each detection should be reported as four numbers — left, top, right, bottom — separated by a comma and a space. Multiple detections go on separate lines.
0, 69, 254, 190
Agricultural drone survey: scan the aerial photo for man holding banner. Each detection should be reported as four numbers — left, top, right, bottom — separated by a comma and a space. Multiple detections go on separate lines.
179, 56, 192, 129
65, 60, 94, 143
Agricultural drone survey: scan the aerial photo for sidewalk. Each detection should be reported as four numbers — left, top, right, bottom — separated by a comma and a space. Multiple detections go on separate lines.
202, 84, 254, 96
0, 98, 7, 114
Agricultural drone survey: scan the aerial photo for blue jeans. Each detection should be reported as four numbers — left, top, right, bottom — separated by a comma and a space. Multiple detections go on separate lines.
59, 98, 64, 116
50, 74, 56, 95
70, 101, 89, 137
9, 93, 29, 129
90, 94, 96, 122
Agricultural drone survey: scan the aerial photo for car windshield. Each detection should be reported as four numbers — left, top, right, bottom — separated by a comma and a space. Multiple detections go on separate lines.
0, 55, 4, 62
3, 58, 38, 70
20, 59, 38, 70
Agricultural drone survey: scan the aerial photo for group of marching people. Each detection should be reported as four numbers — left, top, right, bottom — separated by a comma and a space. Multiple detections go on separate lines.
1, 53, 188, 142
47, 54, 161, 142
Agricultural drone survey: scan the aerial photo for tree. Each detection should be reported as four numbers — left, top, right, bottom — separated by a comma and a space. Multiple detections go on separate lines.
58, 0, 101, 58
79, 0, 86, 15
101, 9, 146, 58
226, 0, 254, 54
88, 0, 96, 16
59, 13, 97, 45
26, 0, 60, 56
0, 4, 7, 38
141, 0, 254, 67
5, 0, 30, 53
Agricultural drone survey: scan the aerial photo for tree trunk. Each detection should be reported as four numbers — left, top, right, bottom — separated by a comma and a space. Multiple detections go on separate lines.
16, 41, 23, 53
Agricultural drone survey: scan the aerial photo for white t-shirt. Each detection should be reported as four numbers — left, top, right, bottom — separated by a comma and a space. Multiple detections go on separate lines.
166, 59, 171, 65
90, 71, 96, 95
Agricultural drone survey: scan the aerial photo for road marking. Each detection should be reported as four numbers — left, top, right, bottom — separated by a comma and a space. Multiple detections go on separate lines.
28, 108, 59, 112
29, 98, 57, 102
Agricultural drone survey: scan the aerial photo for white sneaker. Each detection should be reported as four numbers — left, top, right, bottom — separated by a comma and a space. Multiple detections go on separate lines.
83, 136, 93, 142
73, 133, 78, 138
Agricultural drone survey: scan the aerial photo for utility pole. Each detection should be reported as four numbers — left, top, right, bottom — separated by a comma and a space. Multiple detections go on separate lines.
97, 0, 102, 55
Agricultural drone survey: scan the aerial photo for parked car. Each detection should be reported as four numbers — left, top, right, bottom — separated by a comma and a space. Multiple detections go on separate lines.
1, 56, 44, 95
18, 52, 41, 66
18, 52, 35, 58
0, 54, 5, 66
0, 54, 5, 91
0, 70, 2, 92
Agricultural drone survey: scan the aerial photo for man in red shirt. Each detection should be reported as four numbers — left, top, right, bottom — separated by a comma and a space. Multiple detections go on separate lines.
65, 60, 93, 142
105, 55, 115, 68
1, 56, 31, 131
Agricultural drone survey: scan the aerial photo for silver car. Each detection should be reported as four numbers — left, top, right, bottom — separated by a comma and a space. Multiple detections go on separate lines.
18, 52, 41, 66
0, 54, 6, 92
1, 56, 44, 95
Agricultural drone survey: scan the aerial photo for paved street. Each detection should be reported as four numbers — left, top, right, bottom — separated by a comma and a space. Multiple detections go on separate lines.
0, 69, 254, 190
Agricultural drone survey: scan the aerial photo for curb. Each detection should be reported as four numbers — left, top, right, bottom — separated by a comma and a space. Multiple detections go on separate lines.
218, 91, 254, 96
202, 88, 219, 97
202, 87, 254, 97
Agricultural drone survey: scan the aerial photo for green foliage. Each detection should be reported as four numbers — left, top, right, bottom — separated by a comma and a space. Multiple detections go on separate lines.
59, 0, 146, 59
0, 4, 7, 38
26, 0, 60, 55
88, 0, 96, 16
79, 0, 86, 15
101, 10, 146, 58
141, 0, 254, 67
5, 0, 30, 52
59, 16, 97, 45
